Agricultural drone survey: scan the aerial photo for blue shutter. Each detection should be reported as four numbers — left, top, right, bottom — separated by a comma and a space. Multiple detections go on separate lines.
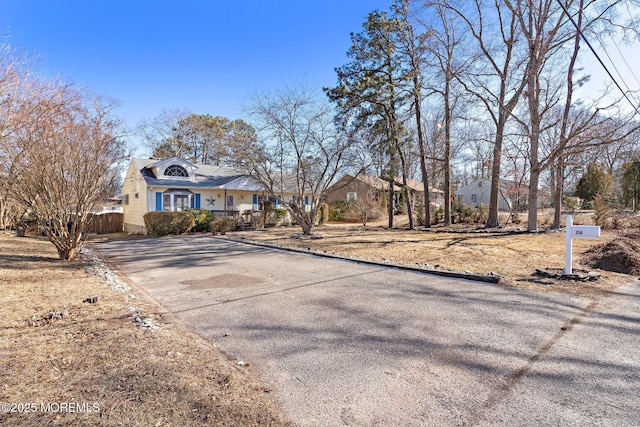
195, 193, 201, 208
252, 194, 258, 210
276, 196, 281, 208
155, 192, 162, 211
304, 196, 309, 211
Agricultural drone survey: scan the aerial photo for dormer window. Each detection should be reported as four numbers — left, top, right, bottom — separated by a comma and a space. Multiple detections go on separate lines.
146, 157, 196, 181
164, 165, 188, 177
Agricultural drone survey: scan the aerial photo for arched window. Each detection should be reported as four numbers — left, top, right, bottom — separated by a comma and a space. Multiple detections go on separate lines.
164, 165, 188, 177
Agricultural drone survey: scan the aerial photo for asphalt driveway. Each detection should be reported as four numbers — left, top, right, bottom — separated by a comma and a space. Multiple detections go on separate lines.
91, 235, 640, 426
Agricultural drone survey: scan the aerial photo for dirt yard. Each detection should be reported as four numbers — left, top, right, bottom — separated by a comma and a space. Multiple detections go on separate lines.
0, 232, 290, 427
230, 218, 638, 298
1, 216, 637, 426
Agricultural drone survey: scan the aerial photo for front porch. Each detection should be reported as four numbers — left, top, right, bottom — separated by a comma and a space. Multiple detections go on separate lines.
210, 209, 289, 231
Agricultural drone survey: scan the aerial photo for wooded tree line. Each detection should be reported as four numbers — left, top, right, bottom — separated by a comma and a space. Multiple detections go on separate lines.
0, 45, 126, 260
325, 0, 640, 231
5, 0, 639, 252
136, 1, 640, 234
137, 110, 257, 166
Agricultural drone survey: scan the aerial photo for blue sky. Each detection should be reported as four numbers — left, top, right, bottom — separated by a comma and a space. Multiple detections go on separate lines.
2, 1, 390, 152
2, 1, 638, 155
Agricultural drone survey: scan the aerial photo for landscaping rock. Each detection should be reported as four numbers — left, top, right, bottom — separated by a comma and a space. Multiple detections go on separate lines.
80, 247, 131, 292
83, 295, 100, 304
48, 308, 69, 319
533, 268, 601, 282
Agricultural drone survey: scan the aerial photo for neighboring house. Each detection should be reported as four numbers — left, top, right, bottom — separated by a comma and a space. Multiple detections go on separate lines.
324, 175, 397, 205
455, 178, 529, 211
325, 174, 444, 208
396, 177, 445, 208
94, 198, 123, 214
122, 157, 309, 233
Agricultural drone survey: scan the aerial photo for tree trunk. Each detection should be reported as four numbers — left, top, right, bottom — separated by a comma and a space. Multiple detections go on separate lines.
443, 75, 452, 227
286, 201, 314, 236
404, 184, 414, 230
49, 230, 83, 261
412, 75, 431, 228
527, 167, 540, 231
487, 129, 504, 228
388, 179, 395, 228
553, 0, 583, 229
443, 153, 451, 227
0, 197, 9, 230
553, 155, 564, 228
527, 60, 542, 232
525, 11, 542, 232
397, 147, 414, 230
420, 164, 431, 228
56, 246, 78, 262
301, 221, 313, 236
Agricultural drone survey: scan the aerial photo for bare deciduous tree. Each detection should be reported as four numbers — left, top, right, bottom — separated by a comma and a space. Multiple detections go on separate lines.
0, 45, 32, 229
345, 186, 384, 226
421, 2, 469, 226
505, 0, 640, 230
394, 0, 435, 227
10, 80, 126, 260
136, 108, 190, 159
442, 0, 529, 228
238, 83, 354, 236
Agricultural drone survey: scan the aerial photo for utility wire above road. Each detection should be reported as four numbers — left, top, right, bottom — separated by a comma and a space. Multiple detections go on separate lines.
556, 0, 640, 116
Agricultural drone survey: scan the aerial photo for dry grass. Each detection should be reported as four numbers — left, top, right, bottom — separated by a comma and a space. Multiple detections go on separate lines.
2, 213, 635, 426
0, 232, 290, 426
232, 217, 636, 298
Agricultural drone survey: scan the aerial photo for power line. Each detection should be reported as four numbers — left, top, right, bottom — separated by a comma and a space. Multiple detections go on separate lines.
593, 33, 634, 94
593, 31, 640, 109
610, 37, 640, 89
555, 0, 640, 117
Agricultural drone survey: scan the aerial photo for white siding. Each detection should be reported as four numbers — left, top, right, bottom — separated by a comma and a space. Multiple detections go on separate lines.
455, 179, 511, 211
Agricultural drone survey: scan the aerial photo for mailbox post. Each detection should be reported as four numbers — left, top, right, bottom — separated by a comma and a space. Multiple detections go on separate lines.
565, 215, 600, 274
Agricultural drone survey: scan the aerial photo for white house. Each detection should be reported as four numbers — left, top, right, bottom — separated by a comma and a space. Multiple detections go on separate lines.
456, 178, 529, 211
122, 157, 309, 233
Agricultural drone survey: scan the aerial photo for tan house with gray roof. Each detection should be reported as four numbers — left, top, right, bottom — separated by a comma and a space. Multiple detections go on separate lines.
122, 157, 309, 234
325, 174, 445, 208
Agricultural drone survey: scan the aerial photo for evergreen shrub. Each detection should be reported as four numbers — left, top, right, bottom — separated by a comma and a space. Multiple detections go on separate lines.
143, 211, 195, 237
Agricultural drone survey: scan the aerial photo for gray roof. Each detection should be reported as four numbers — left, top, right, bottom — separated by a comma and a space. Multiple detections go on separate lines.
132, 158, 267, 191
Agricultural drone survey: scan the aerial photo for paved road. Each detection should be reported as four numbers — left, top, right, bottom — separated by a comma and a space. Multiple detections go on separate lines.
92, 235, 640, 426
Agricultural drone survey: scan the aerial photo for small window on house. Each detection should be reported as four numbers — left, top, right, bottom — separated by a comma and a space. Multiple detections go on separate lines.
258, 195, 278, 210
226, 195, 234, 209
163, 193, 172, 211
162, 189, 193, 211
471, 194, 477, 203
164, 165, 188, 177
174, 195, 190, 210
347, 192, 357, 202
123, 194, 129, 205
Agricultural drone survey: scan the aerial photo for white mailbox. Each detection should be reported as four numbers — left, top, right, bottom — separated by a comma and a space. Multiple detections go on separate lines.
565, 215, 600, 274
